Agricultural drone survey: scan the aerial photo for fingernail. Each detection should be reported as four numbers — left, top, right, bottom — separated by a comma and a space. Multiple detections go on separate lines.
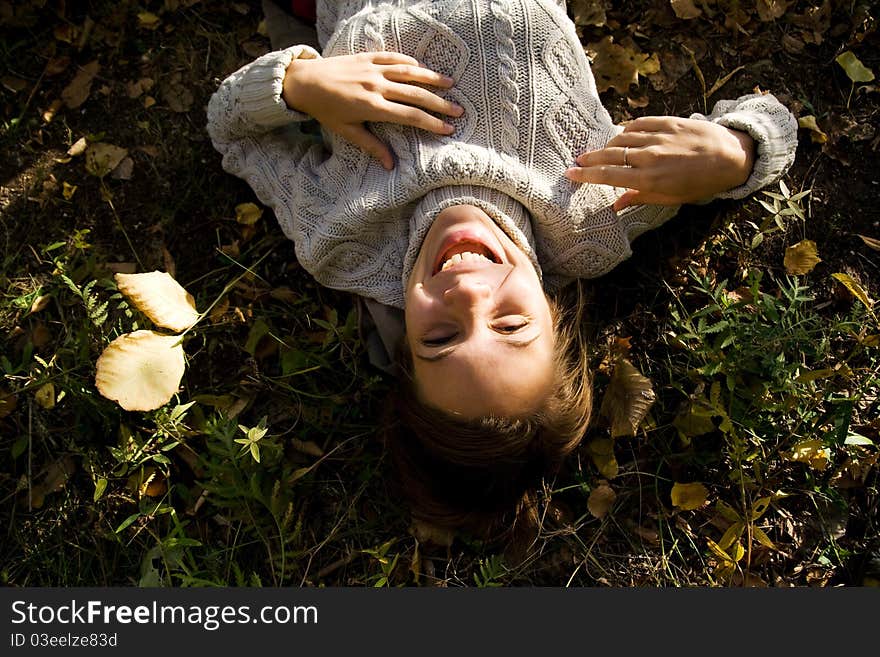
444, 124, 455, 134
452, 104, 464, 116
443, 75, 455, 84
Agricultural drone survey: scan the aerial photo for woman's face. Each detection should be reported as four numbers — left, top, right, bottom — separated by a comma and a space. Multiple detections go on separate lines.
404, 204, 555, 418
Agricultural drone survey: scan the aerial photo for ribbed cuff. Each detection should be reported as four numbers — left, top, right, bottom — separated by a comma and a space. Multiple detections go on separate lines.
237, 45, 321, 128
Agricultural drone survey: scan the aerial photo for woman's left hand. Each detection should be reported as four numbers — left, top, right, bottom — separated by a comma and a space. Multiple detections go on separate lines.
565, 116, 756, 211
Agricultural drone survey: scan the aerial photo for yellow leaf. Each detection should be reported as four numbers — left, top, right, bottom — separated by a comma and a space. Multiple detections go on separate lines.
706, 537, 734, 564
94, 330, 186, 412
137, 12, 161, 30
587, 480, 617, 519
751, 496, 772, 520
62, 182, 77, 199
114, 271, 200, 332
235, 202, 263, 226
718, 521, 744, 550
784, 239, 821, 275
786, 439, 830, 471
797, 115, 828, 144
67, 137, 88, 156
599, 358, 656, 437
35, 382, 55, 410
671, 482, 708, 510
831, 273, 874, 309
835, 51, 875, 83
795, 368, 835, 383
751, 526, 778, 551
586, 437, 618, 479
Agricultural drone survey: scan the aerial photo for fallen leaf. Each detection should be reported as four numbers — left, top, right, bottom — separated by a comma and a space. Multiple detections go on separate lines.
670, 0, 702, 20
569, 0, 606, 26
114, 271, 200, 332
291, 438, 324, 458
587, 480, 617, 519
235, 202, 263, 226
857, 235, 880, 251
45, 56, 70, 76
0, 390, 19, 418
586, 437, 619, 479
94, 330, 186, 412
29, 294, 51, 314
35, 382, 55, 409
110, 156, 134, 180
671, 482, 709, 510
62, 181, 77, 199
599, 358, 656, 437
784, 239, 822, 275
835, 51, 875, 83
30, 455, 77, 509
586, 36, 660, 95
85, 142, 129, 178
67, 136, 88, 156
137, 12, 161, 30
756, 0, 791, 22
42, 98, 64, 123
786, 438, 830, 470
798, 115, 828, 144
831, 272, 874, 309
61, 60, 99, 109
126, 77, 154, 98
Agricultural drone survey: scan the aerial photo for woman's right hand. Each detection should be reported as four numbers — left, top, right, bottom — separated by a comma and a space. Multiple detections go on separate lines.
282, 52, 463, 170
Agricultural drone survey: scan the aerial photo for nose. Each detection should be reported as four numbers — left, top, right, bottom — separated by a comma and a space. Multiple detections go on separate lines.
443, 277, 492, 308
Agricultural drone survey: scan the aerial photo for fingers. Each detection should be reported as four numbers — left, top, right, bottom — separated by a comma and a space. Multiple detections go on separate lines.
564, 164, 641, 189
375, 99, 455, 135
382, 64, 455, 88
576, 146, 631, 168
368, 51, 421, 67
335, 124, 395, 170
384, 82, 463, 117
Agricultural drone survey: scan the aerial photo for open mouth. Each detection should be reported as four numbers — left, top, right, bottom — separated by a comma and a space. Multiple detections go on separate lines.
432, 239, 500, 275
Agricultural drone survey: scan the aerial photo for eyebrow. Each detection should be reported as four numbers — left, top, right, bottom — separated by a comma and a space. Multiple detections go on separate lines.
415, 333, 541, 362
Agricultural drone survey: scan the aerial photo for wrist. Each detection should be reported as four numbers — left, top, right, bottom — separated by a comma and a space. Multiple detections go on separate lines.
282, 57, 315, 113
725, 127, 756, 186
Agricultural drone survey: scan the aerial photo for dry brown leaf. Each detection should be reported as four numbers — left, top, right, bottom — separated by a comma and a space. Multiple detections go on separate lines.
569, 0, 606, 26
46, 56, 70, 76
110, 156, 134, 180
786, 439, 830, 470
114, 271, 200, 332
126, 77, 154, 99
586, 36, 660, 95
756, 0, 791, 22
85, 142, 128, 178
61, 60, 99, 109
29, 294, 52, 314
30, 455, 77, 509
670, 0, 702, 20
599, 357, 656, 437
671, 482, 709, 510
587, 480, 617, 519
784, 239, 822, 275
0, 390, 19, 419
95, 330, 186, 411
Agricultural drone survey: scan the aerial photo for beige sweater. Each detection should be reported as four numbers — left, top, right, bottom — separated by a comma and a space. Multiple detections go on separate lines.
207, 0, 799, 309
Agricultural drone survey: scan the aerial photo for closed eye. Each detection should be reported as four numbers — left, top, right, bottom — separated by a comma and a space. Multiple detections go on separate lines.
421, 333, 457, 347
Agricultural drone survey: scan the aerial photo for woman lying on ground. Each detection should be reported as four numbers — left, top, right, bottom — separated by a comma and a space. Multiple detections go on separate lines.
206, 0, 798, 549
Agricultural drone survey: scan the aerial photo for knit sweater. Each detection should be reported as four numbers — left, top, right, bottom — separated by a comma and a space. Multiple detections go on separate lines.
207, 0, 799, 309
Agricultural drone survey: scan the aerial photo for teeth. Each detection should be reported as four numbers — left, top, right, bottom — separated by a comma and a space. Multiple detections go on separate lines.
440, 251, 492, 271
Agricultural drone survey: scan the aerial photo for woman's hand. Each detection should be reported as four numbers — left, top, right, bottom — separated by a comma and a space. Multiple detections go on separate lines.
282, 52, 463, 170
565, 117, 756, 211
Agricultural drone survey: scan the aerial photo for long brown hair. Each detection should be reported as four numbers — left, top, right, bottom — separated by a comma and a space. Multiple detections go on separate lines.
382, 281, 593, 553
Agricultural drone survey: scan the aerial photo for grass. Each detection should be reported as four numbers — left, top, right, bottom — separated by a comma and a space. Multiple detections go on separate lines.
1, 0, 878, 588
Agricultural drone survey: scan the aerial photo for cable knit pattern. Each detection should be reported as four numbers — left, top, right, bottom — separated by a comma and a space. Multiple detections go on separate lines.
206, 0, 799, 309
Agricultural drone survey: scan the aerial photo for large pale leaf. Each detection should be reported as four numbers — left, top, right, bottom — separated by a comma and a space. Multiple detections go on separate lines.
95, 330, 185, 411
835, 51, 875, 83
586, 36, 660, 95
671, 482, 709, 510
115, 271, 200, 331
599, 358, 656, 437
784, 239, 821, 275
587, 480, 617, 519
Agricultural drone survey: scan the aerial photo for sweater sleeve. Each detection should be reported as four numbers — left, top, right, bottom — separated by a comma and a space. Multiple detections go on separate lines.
689, 92, 799, 200
206, 45, 326, 225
